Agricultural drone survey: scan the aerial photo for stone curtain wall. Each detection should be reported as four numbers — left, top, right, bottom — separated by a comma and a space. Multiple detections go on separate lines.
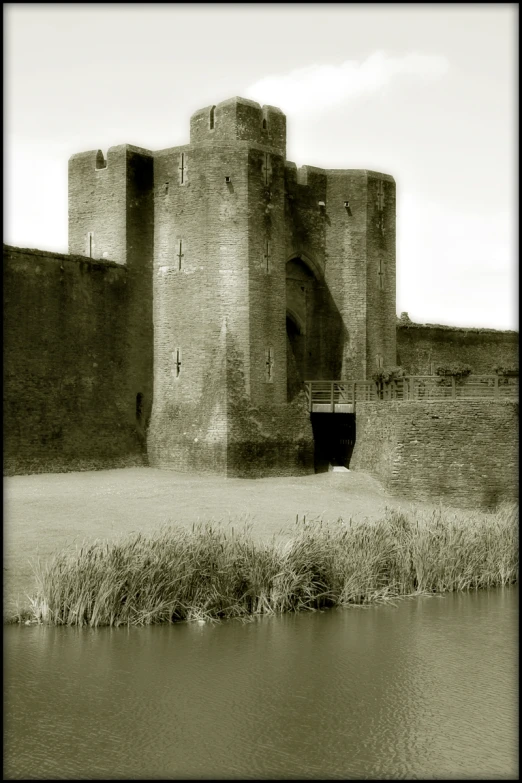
397, 323, 518, 375
350, 400, 518, 509
3, 246, 146, 475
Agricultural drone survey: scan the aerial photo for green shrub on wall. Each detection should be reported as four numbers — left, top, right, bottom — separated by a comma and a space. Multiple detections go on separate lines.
435, 363, 472, 379
372, 365, 406, 384
493, 364, 519, 377
372, 366, 406, 401
435, 363, 472, 388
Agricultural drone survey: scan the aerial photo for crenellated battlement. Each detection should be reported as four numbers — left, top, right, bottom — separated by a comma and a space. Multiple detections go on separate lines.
189, 96, 286, 157
68, 144, 153, 265
69, 144, 152, 173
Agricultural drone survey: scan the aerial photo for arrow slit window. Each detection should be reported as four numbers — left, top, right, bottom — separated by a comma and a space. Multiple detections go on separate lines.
174, 348, 182, 378
265, 347, 274, 383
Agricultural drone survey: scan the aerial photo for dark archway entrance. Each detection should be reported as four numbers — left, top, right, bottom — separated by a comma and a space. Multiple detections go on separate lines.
310, 413, 356, 472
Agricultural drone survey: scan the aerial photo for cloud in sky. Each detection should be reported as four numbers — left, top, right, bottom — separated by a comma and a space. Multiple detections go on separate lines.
396, 193, 516, 329
245, 51, 449, 114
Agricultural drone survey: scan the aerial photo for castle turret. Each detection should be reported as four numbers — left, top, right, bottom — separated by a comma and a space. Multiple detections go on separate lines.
189, 97, 286, 157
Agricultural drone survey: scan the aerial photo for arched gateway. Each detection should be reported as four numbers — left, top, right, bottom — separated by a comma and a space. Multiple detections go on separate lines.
285, 255, 346, 400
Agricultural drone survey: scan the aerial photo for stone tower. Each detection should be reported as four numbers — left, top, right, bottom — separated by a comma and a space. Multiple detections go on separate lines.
147, 97, 315, 476
68, 144, 154, 441
67, 96, 396, 478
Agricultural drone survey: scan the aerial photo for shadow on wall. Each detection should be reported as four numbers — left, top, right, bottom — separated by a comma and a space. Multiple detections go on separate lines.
286, 256, 348, 401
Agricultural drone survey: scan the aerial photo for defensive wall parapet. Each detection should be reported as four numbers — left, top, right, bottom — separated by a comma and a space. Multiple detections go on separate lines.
1, 244, 121, 269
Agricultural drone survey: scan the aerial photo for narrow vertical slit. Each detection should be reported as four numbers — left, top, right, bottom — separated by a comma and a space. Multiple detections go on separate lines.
136, 393, 143, 422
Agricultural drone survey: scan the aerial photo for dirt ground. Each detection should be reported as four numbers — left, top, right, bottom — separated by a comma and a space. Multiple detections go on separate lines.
4, 466, 434, 614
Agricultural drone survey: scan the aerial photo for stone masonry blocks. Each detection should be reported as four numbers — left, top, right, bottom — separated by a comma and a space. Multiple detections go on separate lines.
350, 400, 518, 509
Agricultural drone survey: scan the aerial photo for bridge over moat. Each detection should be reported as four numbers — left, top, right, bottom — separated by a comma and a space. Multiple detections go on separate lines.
305, 375, 518, 413
306, 375, 518, 473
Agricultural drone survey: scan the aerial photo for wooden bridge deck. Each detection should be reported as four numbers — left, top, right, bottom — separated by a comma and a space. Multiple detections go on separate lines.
304, 376, 518, 413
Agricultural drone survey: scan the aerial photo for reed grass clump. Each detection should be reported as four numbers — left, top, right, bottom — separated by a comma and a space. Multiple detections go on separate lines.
25, 504, 518, 627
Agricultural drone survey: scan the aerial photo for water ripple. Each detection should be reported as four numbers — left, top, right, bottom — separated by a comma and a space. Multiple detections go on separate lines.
4, 588, 518, 779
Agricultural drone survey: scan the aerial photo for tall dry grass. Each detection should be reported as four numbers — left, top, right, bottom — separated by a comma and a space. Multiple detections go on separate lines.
25, 504, 518, 627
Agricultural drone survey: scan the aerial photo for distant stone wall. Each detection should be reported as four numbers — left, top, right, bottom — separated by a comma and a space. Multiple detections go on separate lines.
397, 323, 518, 375
3, 246, 147, 475
350, 400, 518, 509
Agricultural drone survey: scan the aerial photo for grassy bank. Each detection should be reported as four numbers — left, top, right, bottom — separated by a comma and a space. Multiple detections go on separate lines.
14, 505, 518, 627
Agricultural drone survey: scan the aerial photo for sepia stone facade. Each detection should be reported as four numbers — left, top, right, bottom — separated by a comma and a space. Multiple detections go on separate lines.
3, 96, 517, 493
3, 246, 147, 475
51, 95, 396, 477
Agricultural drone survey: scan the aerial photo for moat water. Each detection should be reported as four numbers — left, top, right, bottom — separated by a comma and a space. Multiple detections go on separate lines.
4, 588, 518, 779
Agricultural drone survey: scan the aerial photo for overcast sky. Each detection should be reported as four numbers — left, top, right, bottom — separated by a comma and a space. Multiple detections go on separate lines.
4, 4, 517, 329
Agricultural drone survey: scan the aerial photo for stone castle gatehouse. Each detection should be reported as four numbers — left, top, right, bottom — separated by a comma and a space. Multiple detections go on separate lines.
4, 97, 517, 500
68, 96, 395, 476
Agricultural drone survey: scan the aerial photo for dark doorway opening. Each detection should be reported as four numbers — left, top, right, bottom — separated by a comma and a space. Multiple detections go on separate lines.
310, 413, 356, 473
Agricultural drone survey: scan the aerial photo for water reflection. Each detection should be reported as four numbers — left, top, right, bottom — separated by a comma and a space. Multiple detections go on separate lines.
4, 588, 518, 779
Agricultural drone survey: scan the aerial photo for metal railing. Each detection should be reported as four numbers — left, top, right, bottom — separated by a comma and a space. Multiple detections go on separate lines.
304, 375, 518, 412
